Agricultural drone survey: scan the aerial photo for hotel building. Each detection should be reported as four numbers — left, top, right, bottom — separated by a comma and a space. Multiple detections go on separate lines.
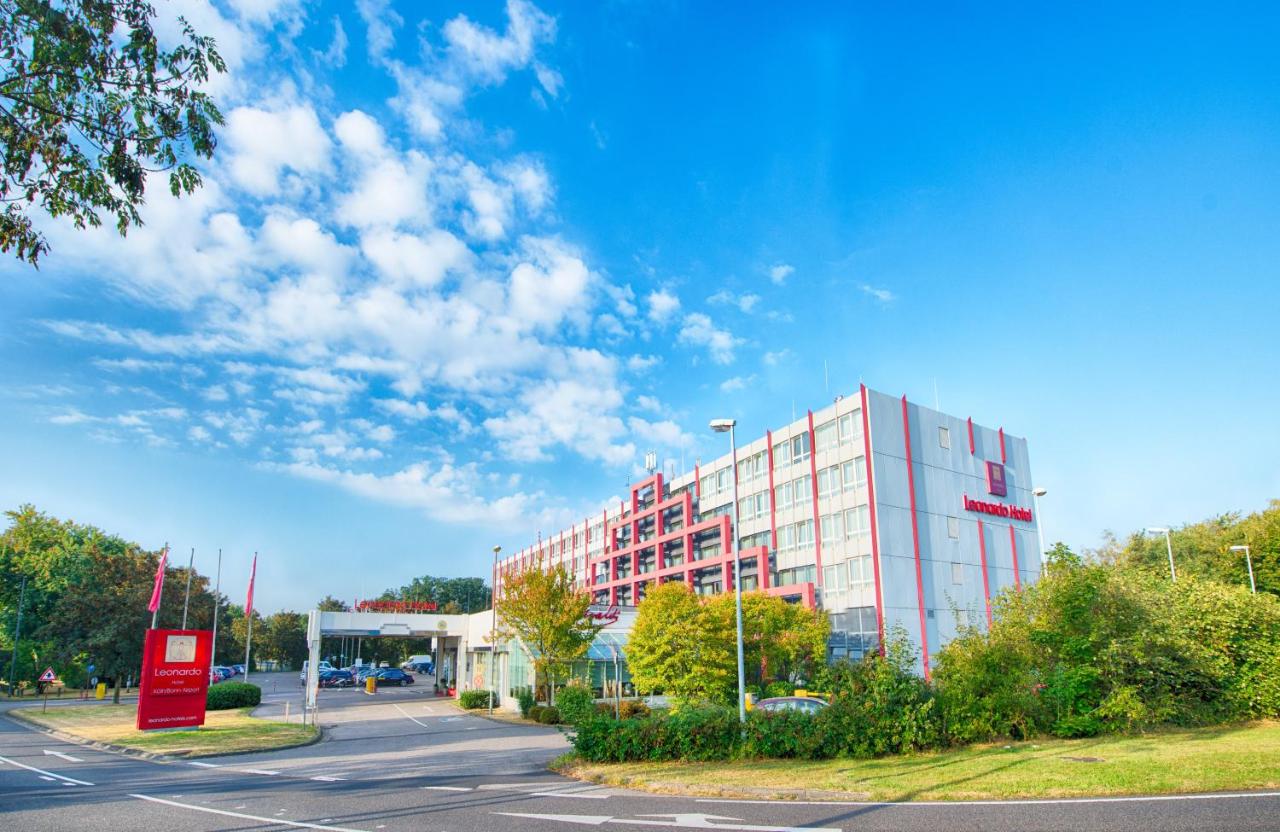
494, 384, 1042, 677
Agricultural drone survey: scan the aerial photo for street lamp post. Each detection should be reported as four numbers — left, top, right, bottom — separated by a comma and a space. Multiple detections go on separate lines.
710, 418, 747, 724
1229, 545, 1257, 594
1032, 487, 1048, 564
1144, 527, 1176, 582
490, 545, 501, 714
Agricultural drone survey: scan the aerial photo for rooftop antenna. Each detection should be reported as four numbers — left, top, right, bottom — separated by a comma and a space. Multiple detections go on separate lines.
644, 449, 657, 475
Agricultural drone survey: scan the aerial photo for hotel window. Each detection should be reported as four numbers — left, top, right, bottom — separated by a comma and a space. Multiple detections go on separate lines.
699, 474, 714, 496
947, 516, 960, 539
952, 562, 964, 585
814, 420, 838, 451
717, 468, 731, 492
772, 439, 791, 468
817, 465, 840, 498
824, 563, 848, 591
820, 512, 844, 542
790, 431, 811, 463
848, 555, 873, 589
838, 411, 863, 444
738, 493, 767, 522
774, 481, 792, 510
939, 426, 951, 450
841, 457, 866, 490
844, 505, 871, 538
792, 473, 812, 503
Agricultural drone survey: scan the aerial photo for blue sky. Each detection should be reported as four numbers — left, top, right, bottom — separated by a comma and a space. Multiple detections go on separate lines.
2, 1, 1277, 612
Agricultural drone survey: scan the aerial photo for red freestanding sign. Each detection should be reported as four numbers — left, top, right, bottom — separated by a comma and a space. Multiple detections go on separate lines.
136, 629, 214, 730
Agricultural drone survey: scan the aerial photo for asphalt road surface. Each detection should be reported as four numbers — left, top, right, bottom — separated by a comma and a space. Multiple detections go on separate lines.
2, 674, 1278, 832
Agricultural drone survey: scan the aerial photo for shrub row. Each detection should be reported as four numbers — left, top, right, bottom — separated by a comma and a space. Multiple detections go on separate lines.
528, 704, 562, 724
458, 690, 497, 709
206, 681, 261, 710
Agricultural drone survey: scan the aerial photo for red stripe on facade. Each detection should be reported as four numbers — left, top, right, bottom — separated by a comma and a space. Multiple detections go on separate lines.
806, 410, 823, 587
860, 385, 886, 652
977, 520, 992, 627
1009, 524, 1021, 590
766, 429, 778, 551
967, 417, 975, 454
999, 427, 1006, 463
900, 395, 931, 681
694, 462, 700, 499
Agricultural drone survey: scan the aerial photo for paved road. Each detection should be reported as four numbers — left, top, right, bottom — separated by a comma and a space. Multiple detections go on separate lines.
1, 678, 1278, 832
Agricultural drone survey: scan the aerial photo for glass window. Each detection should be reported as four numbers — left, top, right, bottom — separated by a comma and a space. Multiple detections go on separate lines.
797, 519, 814, 546
842, 457, 866, 490
820, 512, 843, 542
717, 468, 730, 491
838, 411, 862, 443
791, 431, 811, 462
814, 420, 838, 451
947, 516, 960, 539
773, 440, 790, 467
844, 505, 871, 538
817, 466, 839, 498
939, 426, 951, 449
792, 474, 812, 503
848, 556, 873, 587
952, 562, 964, 585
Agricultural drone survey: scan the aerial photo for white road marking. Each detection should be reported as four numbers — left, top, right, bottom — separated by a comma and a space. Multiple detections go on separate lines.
0, 755, 94, 786
422, 785, 471, 791
40, 775, 56, 781
695, 790, 1280, 808
393, 703, 432, 729
43, 749, 83, 762
531, 791, 610, 800
130, 794, 369, 831
239, 768, 281, 776
494, 811, 839, 831
312, 776, 347, 782
188, 761, 220, 768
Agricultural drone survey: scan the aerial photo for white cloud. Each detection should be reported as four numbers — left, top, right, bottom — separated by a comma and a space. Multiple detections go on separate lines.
763, 348, 792, 366
224, 104, 331, 196
202, 385, 229, 402
678, 313, 741, 364
334, 109, 386, 157
92, 357, 177, 373
442, 0, 557, 85
860, 283, 896, 303
635, 394, 662, 413
627, 417, 694, 450
627, 354, 662, 372
646, 289, 681, 324
508, 237, 594, 332
708, 290, 760, 313
188, 425, 213, 442
356, 0, 402, 60
719, 375, 755, 393
335, 152, 434, 230
360, 228, 469, 287
769, 263, 795, 285
315, 15, 348, 67
374, 399, 431, 421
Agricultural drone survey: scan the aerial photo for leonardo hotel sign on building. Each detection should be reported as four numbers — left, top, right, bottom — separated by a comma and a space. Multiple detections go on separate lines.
964, 494, 1034, 522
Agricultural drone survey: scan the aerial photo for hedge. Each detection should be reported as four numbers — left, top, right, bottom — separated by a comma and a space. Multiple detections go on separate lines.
536, 705, 562, 725
458, 690, 497, 709
207, 682, 261, 710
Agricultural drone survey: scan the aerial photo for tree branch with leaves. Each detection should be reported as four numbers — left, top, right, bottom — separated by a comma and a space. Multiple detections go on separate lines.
495, 561, 600, 704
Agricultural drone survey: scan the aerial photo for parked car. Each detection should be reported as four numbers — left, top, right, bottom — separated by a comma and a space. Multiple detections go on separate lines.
404, 660, 434, 675
231, 664, 246, 676
755, 696, 828, 714
372, 668, 414, 687
300, 660, 335, 684
354, 666, 379, 682
210, 666, 234, 683
319, 670, 355, 688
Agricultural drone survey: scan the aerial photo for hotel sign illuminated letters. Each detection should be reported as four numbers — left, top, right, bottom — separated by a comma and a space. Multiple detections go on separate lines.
964, 494, 1033, 522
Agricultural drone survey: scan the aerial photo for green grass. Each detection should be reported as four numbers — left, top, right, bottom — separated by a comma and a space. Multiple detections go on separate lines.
562, 721, 1280, 801
12, 704, 318, 758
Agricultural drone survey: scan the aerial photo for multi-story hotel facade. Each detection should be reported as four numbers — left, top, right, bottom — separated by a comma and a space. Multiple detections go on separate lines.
494, 384, 1042, 677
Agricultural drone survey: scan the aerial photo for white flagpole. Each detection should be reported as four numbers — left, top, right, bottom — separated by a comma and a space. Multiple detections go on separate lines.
210, 548, 222, 670
181, 547, 195, 630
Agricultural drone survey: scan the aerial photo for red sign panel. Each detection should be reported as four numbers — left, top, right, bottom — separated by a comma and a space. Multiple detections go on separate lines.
985, 461, 1008, 497
136, 629, 213, 731
354, 599, 438, 613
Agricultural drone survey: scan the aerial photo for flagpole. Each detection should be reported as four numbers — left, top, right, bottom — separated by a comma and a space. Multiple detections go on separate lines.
243, 552, 257, 684
150, 543, 169, 629
210, 548, 222, 670
181, 547, 195, 630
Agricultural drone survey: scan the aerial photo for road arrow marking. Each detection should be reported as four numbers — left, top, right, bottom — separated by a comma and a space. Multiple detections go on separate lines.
43, 750, 83, 762
494, 811, 841, 831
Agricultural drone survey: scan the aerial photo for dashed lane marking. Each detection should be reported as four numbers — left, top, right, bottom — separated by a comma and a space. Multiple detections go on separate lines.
312, 776, 347, 782
129, 794, 369, 832
0, 755, 94, 786
239, 768, 281, 776
188, 761, 220, 768
422, 785, 471, 791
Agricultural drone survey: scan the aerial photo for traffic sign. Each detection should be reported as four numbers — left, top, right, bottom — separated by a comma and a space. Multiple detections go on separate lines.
38, 667, 55, 682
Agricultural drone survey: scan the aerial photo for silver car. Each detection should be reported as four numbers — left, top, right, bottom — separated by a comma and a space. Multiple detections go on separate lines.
755, 696, 828, 714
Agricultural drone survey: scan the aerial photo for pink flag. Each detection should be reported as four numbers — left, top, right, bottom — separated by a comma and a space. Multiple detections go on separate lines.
245, 553, 257, 618
147, 547, 168, 613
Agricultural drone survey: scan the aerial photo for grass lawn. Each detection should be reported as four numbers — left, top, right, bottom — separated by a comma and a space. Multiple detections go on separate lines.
562, 720, 1280, 802
12, 704, 318, 758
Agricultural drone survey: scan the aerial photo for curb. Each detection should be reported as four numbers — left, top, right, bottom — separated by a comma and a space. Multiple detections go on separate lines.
6, 708, 324, 762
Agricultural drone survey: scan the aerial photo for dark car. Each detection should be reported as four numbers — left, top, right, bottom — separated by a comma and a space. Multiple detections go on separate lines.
755, 696, 828, 714
373, 668, 414, 687
210, 666, 234, 683
405, 660, 434, 675
319, 670, 355, 688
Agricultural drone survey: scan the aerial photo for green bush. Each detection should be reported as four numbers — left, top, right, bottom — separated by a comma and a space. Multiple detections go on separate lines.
742, 709, 835, 759
517, 687, 535, 718
819, 633, 940, 757
527, 704, 547, 722
572, 706, 739, 762
458, 690, 496, 709
536, 705, 562, 725
619, 699, 650, 719
206, 682, 261, 710
764, 680, 793, 698
555, 682, 595, 725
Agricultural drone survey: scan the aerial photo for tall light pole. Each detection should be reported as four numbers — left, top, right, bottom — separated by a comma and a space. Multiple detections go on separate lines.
1032, 487, 1048, 564
710, 417, 746, 724
1144, 527, 1176, 582
1229, 545, 1256, 594
490, 545, 501, 714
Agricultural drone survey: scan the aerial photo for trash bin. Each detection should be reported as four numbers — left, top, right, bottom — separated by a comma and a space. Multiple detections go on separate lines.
95, 682, 106, 700
365, 675, 376, 694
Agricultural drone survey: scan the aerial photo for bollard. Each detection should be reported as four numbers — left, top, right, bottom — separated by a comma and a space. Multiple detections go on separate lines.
365, 675, 376, 695
95, 682, 106, 700
284, 702, 290, 722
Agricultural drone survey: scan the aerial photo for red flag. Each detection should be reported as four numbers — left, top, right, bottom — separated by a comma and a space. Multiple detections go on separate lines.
147, 547, 168, 613
245, 553, 257, 618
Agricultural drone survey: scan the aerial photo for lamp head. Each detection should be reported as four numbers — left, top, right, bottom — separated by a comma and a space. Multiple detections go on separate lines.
492, 545, 502, 554
1145, 527, 1169, 535
709, 418, 736, 433
1032, 487, 1047, 497
1229, 545, 1249, 552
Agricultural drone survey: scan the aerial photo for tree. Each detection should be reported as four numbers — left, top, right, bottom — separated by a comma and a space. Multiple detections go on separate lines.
316, 595, 349, 612
260, 611, 307, 670
382, 575, 491, 613
626, 582, 735, 706
496, 562, 599, 703
0, 0, 226, 266
705, 591, 830, 688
